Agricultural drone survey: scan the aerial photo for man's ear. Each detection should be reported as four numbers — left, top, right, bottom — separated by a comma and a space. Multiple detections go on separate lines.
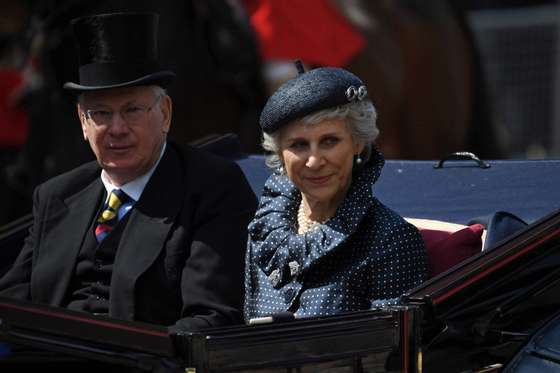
77, 103, 88, 141
160, 95, 172, 134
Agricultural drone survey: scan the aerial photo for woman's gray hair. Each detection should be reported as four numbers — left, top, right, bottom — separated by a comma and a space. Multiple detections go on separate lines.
262, 99, 379, 170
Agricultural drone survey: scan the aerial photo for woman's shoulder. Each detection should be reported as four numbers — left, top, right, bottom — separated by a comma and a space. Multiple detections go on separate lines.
366, 199, 421, 237
261, 172, 298, 196
249, 174, 299, 238
254, 174, 299, 216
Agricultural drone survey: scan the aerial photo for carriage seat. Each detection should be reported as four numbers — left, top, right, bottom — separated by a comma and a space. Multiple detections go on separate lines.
406, 218, 485, 277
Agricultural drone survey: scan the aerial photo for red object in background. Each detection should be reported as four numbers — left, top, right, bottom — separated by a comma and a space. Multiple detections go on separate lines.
244, 0, 365, 67
0, 69, 28, 148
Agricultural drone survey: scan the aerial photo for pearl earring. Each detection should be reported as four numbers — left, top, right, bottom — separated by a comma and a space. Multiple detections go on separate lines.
355, 156, 362, 164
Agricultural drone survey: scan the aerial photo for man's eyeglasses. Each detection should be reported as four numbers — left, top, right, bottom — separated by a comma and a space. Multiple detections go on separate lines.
84, 95, 162, 126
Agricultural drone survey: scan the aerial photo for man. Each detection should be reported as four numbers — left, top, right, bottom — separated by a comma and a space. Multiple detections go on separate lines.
0, 12, 257, 332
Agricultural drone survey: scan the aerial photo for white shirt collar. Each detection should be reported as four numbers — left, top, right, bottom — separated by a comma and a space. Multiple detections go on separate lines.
100, 142, 167, 202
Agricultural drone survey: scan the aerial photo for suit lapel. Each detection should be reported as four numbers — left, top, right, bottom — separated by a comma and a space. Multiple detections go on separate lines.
111, 145, 186, 319
34, 170, 104, 306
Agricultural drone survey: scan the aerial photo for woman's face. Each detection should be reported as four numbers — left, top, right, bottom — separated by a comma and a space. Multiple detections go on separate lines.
279, 118, 364, 206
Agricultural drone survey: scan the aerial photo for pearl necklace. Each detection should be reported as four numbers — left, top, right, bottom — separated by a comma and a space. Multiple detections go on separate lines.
297, 201, 328, 234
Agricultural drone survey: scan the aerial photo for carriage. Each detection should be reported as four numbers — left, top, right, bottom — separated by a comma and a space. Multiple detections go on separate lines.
1, 134, 559, 372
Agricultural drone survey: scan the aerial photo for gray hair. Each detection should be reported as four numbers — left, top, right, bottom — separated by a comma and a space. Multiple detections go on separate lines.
151, 85, 167, 99
262, 99, 379, 170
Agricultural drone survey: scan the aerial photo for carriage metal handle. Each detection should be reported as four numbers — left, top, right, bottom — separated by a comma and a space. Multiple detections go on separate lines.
433, 152, 491, 169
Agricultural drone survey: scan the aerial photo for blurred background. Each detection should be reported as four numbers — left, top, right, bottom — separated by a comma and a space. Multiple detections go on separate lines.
0, 0, 558, 225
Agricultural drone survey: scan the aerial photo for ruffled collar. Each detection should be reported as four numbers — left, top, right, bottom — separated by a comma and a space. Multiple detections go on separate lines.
249, 148, 385, 259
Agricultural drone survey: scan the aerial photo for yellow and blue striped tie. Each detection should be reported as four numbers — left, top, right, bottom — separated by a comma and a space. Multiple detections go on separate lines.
94, 189, 132, 242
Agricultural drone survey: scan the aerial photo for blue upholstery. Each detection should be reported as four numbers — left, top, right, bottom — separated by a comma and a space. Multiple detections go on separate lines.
234, 155, 560, 226
469, 211, 528, 250
0, 343, 10, 358
502, 311, 560, 373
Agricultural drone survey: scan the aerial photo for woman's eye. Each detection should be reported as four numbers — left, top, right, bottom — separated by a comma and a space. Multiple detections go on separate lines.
322, 137, 340, 146
289, 141, 308, 150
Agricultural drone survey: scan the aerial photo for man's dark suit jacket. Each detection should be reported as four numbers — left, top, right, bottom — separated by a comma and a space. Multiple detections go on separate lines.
0, 142, 257, 331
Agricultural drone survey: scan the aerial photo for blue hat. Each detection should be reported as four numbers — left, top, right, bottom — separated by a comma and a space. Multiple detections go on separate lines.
259, 63, 368, 133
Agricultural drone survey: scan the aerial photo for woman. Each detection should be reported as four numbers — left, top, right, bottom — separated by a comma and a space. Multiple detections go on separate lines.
244, 63, 428, 321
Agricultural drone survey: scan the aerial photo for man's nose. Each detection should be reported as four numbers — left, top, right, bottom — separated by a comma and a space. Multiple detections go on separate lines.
108, 112, 129, 135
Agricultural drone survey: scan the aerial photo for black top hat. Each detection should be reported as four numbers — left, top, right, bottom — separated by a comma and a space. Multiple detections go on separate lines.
63, 12, 175, 91
259, 62, 368, 133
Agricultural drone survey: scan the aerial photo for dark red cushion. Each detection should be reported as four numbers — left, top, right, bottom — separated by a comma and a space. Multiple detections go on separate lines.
419, 224, 484, 277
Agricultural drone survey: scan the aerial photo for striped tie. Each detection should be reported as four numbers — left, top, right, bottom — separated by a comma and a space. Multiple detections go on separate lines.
94, 189, 132, 242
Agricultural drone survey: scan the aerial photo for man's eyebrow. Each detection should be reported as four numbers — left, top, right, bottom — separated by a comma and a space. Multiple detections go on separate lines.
85, 103, 111, 109
84, 99, 139, 109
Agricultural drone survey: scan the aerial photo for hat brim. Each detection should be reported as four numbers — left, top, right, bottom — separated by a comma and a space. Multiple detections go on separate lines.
63, 71, 176, 92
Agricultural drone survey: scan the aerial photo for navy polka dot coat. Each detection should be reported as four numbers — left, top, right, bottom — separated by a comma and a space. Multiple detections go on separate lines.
244, 151, 428, 321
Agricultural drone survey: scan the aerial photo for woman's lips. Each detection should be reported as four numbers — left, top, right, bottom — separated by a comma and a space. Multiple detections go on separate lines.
305, 175, 332, 185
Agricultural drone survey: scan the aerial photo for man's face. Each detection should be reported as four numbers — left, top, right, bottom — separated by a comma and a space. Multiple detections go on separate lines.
78, 85, 172, 186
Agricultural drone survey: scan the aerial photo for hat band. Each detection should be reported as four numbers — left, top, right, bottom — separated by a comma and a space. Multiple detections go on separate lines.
78, 61, 159, 87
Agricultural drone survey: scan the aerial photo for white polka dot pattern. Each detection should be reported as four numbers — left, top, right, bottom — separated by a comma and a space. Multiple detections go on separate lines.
244, 151, 428, 321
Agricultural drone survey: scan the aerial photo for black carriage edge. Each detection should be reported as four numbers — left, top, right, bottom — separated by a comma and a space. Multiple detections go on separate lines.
0, 208, 558, 372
